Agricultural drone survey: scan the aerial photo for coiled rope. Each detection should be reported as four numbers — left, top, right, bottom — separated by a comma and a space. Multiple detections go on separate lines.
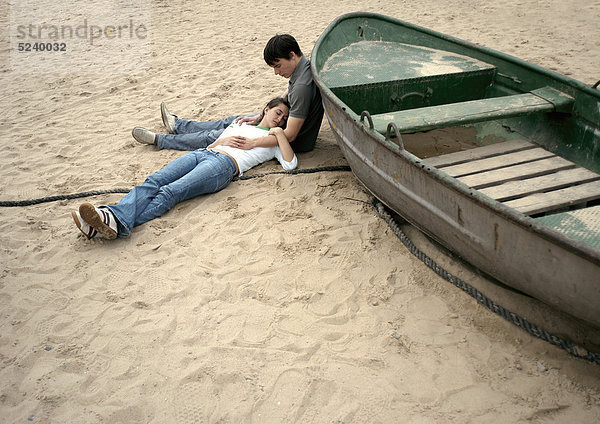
373, 199, 600, 365
1, 165, 598, 364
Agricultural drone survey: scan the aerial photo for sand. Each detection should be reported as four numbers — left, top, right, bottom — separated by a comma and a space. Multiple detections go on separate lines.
1, 0, 600, 422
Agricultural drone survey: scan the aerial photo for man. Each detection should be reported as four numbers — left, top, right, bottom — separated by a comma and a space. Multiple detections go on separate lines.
140, 34, 323, 153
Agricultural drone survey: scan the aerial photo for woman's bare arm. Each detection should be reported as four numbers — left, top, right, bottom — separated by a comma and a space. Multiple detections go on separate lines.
269, 127, 295, 162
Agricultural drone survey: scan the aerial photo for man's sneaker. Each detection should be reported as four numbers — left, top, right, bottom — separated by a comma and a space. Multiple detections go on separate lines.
79, 203, 118, 240
160, 102, 176, 134
132, 127, 157, 145
72, 210, 98, 239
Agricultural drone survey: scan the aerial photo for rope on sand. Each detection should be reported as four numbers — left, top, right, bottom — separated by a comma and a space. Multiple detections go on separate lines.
2, 165, 598, 365
0, 188, 132, 207
237, 165, 351, 180
0, 165, 352, 207
372, 198, 600, 365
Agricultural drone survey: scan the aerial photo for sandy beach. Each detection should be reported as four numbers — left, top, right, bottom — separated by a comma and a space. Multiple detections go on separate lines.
1, 0, 600, 422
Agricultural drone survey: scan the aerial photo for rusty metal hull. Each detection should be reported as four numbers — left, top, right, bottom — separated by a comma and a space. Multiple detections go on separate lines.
323, 99, 600, 327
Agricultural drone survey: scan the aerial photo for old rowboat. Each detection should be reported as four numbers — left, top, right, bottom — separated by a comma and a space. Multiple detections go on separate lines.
311, 12, 600, 327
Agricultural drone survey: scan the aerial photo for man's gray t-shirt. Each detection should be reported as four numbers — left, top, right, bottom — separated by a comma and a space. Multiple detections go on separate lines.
287, 56, 324, 153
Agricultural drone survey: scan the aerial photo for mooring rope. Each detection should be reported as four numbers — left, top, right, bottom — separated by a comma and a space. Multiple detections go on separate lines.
237, 165, 351, 180
0, 188, 132, 207
0, 165, 598, 364
0, 166, 352, 207
372, 199, 600, 365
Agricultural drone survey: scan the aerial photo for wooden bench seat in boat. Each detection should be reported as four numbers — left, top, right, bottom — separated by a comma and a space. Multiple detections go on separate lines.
371, 87, 574, 134
426, 139, 600, 216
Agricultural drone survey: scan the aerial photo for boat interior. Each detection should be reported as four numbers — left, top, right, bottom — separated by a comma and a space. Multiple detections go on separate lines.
319, 40, 600, 246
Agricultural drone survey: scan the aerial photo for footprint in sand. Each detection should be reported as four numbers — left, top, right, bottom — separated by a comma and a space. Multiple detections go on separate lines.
21, 284, 70, 310
318, 244, 356, 270
130, 269, 172, 306
252, 369, 311, 422
104, 271, 132, 292
35, 314, 79, 340
307, 277, 356, 318
214, 310, 274, 346
173, 369, 253, 423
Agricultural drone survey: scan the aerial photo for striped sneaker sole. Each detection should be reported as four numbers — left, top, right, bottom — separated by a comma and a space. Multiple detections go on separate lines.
79, 203, 117, 240
72, 211, 97, 239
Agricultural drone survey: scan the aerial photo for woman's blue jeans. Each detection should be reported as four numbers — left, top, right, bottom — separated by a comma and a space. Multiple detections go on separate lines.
156, 115, 240, 150
108, 150, 236, 237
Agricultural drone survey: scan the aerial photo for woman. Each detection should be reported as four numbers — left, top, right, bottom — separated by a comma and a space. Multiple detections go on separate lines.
72, 97, 295, 240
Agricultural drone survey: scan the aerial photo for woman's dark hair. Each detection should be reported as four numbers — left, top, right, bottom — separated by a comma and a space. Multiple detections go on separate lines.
257, 97, 290, 127
263, 34, 303, 66
265, 97, 290, 110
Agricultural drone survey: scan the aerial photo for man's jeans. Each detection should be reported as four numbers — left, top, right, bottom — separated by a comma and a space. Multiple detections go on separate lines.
156, 115, 240, 151
108, 150, 237, 237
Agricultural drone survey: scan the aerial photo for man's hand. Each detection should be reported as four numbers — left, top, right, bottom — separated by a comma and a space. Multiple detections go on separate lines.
218, 136, 248, 148
233, 115, 261, 126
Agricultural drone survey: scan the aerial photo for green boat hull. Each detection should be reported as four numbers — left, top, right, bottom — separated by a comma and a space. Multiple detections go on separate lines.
312, 12, 600, 327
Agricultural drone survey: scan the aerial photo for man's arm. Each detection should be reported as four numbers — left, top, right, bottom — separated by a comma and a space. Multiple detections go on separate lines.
282, 116, 303, 142
242, 116, 305, 149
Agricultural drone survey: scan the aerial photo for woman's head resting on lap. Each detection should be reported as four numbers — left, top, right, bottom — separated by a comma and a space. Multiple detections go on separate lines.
258, 97, 290, 129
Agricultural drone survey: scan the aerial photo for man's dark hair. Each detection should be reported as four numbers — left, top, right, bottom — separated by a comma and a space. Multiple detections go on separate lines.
263, 34, 303, 66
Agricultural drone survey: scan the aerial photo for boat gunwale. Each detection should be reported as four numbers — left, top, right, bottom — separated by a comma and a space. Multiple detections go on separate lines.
311, 12, 600, 266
